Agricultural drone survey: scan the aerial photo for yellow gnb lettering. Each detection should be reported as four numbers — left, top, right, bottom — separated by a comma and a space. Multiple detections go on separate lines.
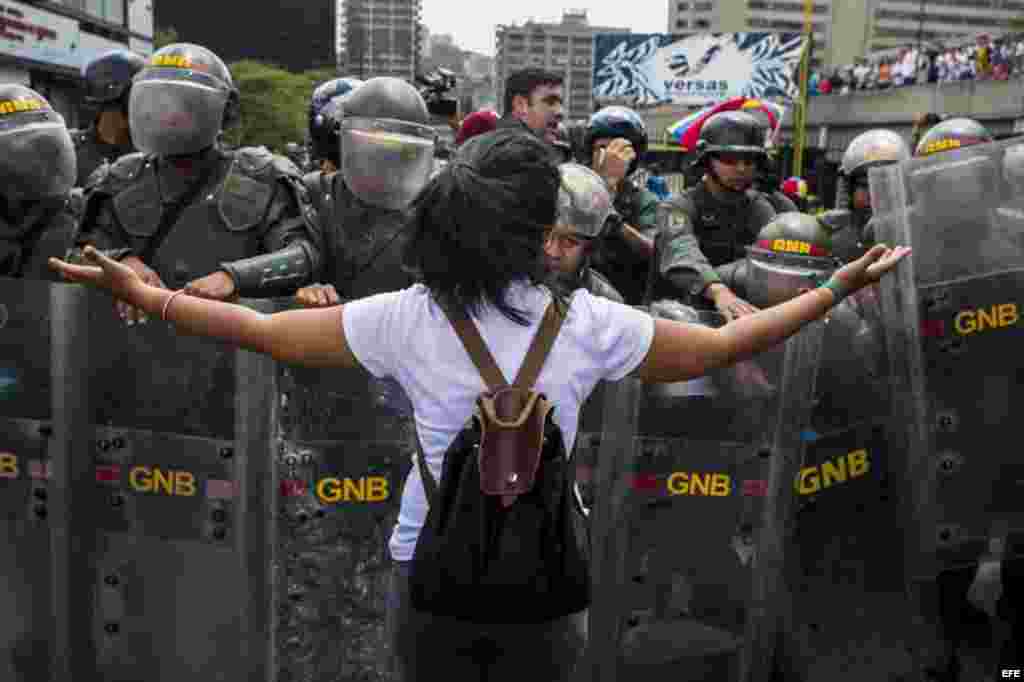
925, 138, 961, 155
848, 449, 869, 478
666, 472, 731, 497
0, 453, 18, 478
796, 449, 871, 495
797, 467, 820, 494
152, 55, 192, 68
771, 239, 811, 255
316, 476, 389, 503
366, 476, 389, 502
955, 303, 1018, 335
128, 466, 196, 496
0, 97, 43, 115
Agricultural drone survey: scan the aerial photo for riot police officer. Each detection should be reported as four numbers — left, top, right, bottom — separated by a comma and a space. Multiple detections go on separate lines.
72, 43, 322, 323
714, 211, 834, 309
821, 129, 910, 263
308, 77, 364, 174
545, 163, 624, 302
583, 106, 659, 305
647, 110, 776, 320
72, 49, 146, 187
0, 85, 78, 280
293, 77, 436, 307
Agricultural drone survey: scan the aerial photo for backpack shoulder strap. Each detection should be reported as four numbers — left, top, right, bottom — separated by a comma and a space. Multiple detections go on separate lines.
440, 306, 508, 391
512, 298, 569, 389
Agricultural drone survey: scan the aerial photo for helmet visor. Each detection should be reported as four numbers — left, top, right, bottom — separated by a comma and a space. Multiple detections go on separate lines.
129, 78, 227, 157
339, 117, 436, 210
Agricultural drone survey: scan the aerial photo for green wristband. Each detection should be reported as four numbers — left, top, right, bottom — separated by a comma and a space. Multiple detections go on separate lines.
820, 276, 852, 303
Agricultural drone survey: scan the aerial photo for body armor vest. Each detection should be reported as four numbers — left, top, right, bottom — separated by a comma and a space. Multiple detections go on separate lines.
112, 152, 274, 289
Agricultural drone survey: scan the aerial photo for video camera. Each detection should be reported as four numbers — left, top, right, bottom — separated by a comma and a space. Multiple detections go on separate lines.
416, 68, 458, 118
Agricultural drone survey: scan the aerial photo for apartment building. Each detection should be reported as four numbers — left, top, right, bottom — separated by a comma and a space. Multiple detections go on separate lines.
338, 0, 421, 80
495, 9, 630, 120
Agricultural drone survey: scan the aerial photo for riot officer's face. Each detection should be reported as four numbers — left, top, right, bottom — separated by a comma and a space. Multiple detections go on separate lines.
513, 84, 563, 143
710, 153, 757, 192
851, 175, 871, 211
543, 225, 586, 276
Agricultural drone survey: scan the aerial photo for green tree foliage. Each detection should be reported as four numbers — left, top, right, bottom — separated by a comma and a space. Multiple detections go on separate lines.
225, 61, 342, 153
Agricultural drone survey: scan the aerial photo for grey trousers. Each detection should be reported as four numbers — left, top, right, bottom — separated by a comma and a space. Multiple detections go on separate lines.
386, 561, 588, 682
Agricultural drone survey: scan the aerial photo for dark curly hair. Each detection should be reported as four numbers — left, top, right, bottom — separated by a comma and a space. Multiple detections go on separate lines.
404, 128, 564, 325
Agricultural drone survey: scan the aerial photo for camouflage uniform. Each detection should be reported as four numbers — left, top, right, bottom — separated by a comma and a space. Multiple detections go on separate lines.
647, 182, 776, 306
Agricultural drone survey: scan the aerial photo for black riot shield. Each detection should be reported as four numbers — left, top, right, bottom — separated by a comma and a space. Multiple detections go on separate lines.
0, 279, 55, 681
874, 137, 1024, 677
275, 300, 410, 682
580, 308, 826, 681
0, 281, 279, 682
778, 287, 920, 680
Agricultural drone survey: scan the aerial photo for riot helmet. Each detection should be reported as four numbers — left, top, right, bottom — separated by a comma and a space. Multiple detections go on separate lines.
308, 77, 363, 164
694, 111, 767, 167
841, 129, 910, 178
744, 212, 835, 308
0, 85, 76, 200
337, 77, 436, 210
838, 129, 911, 210
129, 43, 239, 157
914, 117, 993, 157
907, 146, 998, 219
556, 163, 613, 240
82, 49, 146, 109
585, 106, 648, 176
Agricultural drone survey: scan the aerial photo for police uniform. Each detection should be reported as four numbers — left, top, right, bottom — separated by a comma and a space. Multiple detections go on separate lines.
295, 77, 437, 300
301, 169, 416, 299
594, 179, 660, 305
76, 146, 321, 294
648, 183, 776, 306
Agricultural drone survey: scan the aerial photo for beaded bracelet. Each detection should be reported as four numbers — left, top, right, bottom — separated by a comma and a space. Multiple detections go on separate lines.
161, 290, 187, 322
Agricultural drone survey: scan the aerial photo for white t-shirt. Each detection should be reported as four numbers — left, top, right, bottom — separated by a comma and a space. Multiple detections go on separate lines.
342, 281, 656, 562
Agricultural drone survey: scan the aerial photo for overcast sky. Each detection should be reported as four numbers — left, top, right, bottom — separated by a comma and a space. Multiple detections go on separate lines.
420, 1, 668, 56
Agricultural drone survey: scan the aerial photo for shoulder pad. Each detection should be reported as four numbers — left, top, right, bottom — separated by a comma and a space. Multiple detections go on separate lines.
93, 152, 150, 193
108, 152, 149, 181
233, 146, 302, 181
302, 170, 325, 194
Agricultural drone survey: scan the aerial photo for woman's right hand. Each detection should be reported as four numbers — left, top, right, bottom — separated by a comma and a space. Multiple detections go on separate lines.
832, 243, 912, 293
49, 246, 148, 306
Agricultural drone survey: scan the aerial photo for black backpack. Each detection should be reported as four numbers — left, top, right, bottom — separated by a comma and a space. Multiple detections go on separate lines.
408, 300, 591, 624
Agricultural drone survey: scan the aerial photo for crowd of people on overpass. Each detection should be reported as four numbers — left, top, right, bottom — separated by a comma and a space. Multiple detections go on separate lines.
808, 32, 1024, 95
